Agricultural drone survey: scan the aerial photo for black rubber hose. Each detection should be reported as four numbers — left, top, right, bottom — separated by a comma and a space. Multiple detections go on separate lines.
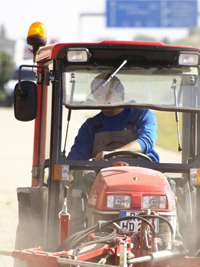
140, 214, 174, 235
56, 224, 98, 252
57, 215, 155, 252
73, 227, 118, 257
67, 225, 103, 250
68, 215, 155, 250
101, 216, 156, 236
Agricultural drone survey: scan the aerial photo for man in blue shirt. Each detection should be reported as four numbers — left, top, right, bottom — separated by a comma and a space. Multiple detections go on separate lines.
67, 74, 159, 162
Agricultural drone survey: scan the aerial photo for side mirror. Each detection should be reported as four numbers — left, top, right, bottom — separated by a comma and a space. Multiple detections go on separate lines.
14, 81, 38, 121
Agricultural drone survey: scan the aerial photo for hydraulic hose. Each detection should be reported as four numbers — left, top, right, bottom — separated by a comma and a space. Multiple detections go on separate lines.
56, 224, 98, 251
102, 216, 156, 236
73, 227, 117, 256
57, 215, 156, 252
140, 214, 174, 235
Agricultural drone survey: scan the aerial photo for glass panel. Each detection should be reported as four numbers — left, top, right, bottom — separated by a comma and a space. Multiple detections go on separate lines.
62, 66, 199, 111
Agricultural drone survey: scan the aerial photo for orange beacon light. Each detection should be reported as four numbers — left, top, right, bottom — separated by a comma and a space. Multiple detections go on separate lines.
27, 22, 47, 62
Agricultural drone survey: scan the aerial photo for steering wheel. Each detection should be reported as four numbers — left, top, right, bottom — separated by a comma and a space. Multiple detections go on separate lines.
104, 151, 152, 162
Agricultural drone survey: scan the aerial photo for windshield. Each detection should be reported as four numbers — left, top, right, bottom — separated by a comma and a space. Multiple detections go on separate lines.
62, 66, 199, 112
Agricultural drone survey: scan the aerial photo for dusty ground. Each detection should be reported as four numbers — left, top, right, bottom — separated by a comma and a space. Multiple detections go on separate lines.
0, 107, 181, 267
0, 108, 34, 266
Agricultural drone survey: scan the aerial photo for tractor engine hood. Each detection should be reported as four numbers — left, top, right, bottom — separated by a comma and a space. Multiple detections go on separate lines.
87, 166, 175, 212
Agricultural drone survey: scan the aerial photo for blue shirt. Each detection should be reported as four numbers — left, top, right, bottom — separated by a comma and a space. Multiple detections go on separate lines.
67, 108, 159, 162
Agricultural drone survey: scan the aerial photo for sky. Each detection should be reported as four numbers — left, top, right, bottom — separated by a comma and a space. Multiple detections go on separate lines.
0, 0, 198, 44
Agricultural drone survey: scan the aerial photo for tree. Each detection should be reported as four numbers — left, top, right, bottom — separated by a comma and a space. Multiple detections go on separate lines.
0, 50, 14, 93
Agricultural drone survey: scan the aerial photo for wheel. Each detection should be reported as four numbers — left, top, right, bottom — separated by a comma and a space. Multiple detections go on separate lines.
104, 151, 152, 162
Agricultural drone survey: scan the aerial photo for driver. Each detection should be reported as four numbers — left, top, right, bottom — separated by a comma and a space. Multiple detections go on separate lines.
67, 74, 159, 162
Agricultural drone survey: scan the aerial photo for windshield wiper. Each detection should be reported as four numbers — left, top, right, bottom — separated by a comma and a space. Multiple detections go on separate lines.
102, 57, 130, 87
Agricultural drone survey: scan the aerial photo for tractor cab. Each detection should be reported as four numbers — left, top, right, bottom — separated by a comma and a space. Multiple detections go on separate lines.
13, 22, 200, 267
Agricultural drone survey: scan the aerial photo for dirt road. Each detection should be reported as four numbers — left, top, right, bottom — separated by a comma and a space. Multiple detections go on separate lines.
0, 108, 181, 267
0, 108, 34, 266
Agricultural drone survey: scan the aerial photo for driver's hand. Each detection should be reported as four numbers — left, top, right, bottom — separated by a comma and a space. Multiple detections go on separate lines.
93, 151, 110, 161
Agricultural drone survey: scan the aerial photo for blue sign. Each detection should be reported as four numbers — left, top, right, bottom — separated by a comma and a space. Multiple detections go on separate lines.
106, 0, 198, 28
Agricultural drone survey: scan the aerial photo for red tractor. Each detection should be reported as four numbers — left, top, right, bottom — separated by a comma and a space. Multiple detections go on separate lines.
12, 22, 200, 266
